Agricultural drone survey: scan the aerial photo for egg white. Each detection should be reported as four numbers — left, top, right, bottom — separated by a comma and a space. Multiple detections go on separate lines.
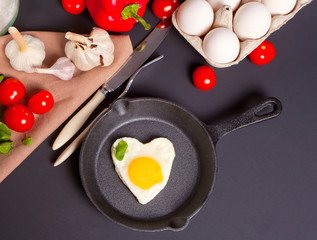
111, 137, 176, 205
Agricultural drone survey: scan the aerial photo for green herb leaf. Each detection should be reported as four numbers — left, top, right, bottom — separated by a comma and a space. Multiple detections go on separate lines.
0, 141, 13, 154
22, 136, 33, 146
0, 74, 4, 83
0, 121, 11, 142
114, 140, 128, 161
0, 122, 13, 154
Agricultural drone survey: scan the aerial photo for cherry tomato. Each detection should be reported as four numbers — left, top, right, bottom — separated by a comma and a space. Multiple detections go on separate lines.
249, 40, 276, 65
0, 78, 25, 106
62, 0, 86, 15
4, 104, 35, 133
156, 19, 172, 29
28, 90, 54, 114
152, 0, 179, 19
193, 65, 216, 91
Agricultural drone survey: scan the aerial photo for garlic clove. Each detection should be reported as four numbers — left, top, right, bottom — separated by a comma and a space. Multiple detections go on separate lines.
34, 57, 75, 80
5, 26, 45, 73
50, 57, 75, 80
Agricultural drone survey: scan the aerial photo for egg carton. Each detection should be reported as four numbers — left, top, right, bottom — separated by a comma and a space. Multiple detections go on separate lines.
171, 0, 313, 68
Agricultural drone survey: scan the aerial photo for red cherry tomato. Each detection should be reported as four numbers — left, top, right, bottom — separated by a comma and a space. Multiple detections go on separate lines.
193, 65, 216, 91
4, 104, 35, 132
0, 78, 25, 106
156, 19, 172, 29
152, 0, 179, 19
249, 40, 276, 65
28, 90, 54, 114
62, 0, 86, 15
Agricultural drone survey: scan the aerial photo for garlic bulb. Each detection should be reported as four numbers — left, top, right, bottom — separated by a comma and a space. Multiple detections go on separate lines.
5, 26, 45, 73
34, 57, 75, 80
65, 27, 114, 71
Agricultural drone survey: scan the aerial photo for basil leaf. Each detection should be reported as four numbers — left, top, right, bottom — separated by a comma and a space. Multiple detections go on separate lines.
22, 136, 33, 146
114, 140, 128, 161
0, 74, 4, 83
0, 141, 13, 154
0, 122, 11, 142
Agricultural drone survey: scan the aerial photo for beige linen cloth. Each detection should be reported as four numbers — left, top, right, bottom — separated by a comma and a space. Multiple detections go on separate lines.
0, 31, 133, 183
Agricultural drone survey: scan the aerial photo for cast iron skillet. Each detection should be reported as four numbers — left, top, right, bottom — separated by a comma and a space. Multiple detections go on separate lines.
79, 97, 282, 231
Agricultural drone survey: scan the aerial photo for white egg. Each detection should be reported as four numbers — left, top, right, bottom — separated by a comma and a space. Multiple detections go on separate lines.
263, 0, 297, 15
111, 137, 176, 205
233, 2, 272, 40
176, 0, 214, 36
203, 27, 240, 64
207, 0, 241, 11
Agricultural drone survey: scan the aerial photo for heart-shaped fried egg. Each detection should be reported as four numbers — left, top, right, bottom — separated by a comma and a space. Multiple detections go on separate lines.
111, 137, 175, 205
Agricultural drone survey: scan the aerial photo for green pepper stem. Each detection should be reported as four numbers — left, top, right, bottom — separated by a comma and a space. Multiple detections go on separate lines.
121, 4, 151, 30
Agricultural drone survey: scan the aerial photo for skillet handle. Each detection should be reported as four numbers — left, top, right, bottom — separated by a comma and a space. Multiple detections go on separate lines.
207, 97, 282, 144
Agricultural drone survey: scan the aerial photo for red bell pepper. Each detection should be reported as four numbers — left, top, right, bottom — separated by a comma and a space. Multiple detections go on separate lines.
86, 0, 151, 32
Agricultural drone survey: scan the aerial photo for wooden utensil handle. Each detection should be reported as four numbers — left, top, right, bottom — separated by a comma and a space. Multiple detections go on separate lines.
52, 90, 106, 150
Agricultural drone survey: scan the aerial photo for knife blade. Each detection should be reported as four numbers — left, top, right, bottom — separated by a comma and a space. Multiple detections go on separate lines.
52, 20, 172, 150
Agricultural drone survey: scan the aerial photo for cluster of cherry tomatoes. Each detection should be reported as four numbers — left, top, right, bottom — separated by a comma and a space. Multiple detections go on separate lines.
0, 77, 54, 133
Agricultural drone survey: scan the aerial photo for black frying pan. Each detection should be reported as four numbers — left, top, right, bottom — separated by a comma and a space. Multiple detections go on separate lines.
79, 97, 282, 231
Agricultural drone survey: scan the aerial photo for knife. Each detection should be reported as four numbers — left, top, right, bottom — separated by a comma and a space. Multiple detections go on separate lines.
53, 55, 164, 167
52, 20, 172, 150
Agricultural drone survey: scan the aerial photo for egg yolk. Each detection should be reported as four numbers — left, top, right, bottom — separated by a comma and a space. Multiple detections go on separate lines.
128, 157, 163, 189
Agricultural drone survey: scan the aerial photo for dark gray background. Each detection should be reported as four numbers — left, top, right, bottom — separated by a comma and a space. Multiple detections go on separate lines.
1, 0, 317, 239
